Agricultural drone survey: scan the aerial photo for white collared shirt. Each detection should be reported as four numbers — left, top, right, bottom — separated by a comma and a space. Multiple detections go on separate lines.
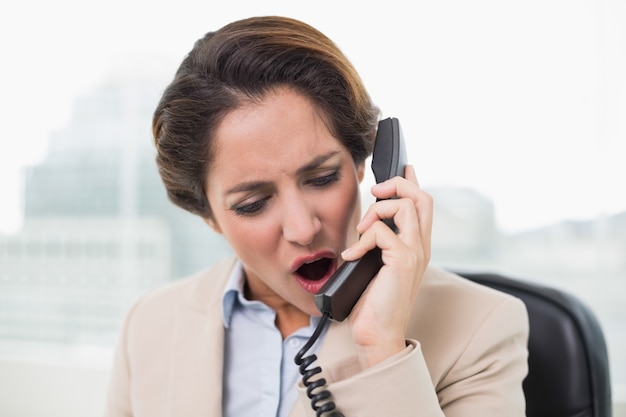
221, 262, 326, 417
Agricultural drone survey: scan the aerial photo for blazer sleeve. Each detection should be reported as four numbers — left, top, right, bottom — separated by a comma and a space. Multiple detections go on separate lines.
437, 296, 529, 416
104, 297, 140, 417
296, 341, 445, 417
296, 296, 528, 417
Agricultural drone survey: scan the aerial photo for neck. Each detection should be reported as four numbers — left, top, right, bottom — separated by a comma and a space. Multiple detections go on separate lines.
274, 306, 310, 339
243, 275, 309, 339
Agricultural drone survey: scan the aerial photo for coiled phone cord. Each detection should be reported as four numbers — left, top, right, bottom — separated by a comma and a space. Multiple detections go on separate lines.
294, 312, 344, 417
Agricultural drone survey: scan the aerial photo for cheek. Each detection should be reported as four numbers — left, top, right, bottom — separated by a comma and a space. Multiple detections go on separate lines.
324, 183, 361, 243
221, 217, 278, 259
206, 191, 278, 258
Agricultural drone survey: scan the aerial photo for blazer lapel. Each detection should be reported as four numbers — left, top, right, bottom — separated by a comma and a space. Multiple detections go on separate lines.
163, 258, 356, 417
168, 302, 224, 417
168, 259, 235, 417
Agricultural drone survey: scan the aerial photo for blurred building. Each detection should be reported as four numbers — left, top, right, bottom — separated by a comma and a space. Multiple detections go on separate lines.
0, 75, 230, 345
0, 73, 624, 380
428, 186, 497, 263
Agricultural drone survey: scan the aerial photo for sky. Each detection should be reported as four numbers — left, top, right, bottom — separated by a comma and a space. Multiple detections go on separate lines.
0, 0, 624, 235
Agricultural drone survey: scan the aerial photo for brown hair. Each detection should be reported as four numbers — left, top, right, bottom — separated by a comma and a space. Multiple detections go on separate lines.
152, 16, 380, 218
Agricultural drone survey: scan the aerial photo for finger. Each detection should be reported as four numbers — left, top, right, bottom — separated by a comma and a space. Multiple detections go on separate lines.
371, 176, 419, 204
357, 197, 420, 241
414, 188, 433, 261
367, 173, 433, 262
404, 164, 418, 186
341, 219, 405, 260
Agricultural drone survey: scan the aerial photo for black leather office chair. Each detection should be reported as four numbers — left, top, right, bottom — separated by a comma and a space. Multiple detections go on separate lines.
454, 271, 612, 417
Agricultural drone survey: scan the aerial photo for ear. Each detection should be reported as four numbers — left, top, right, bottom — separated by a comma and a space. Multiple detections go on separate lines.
356, 162, 366, 183
203, 216, 222, 234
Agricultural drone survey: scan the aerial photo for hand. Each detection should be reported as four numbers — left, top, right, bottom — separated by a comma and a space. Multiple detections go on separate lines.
341, 165, 433, 367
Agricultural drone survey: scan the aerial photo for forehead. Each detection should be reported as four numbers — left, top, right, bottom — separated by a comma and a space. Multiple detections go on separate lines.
207, 89, 346, 186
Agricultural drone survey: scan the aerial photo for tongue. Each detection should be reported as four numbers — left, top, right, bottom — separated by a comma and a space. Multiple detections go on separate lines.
297, 258, 331, 281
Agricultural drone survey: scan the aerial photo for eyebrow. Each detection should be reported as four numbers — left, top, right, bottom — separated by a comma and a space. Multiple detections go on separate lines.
225, 150, 341, 195
296, 150, 341, 175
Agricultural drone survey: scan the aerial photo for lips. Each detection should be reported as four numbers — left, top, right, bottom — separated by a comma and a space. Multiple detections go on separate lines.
291, 251, 338, 294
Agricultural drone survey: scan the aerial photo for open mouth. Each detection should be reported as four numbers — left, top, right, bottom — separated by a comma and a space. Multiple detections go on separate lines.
297, 257, 334, 281
293, 255, 337, 294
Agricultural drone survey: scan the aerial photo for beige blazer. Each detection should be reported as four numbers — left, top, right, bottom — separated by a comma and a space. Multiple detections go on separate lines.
105, 258, 529, 417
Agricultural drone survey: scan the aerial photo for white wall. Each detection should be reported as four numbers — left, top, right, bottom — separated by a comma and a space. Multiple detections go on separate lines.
0, 360, 109, 417
0, 343, 113, 417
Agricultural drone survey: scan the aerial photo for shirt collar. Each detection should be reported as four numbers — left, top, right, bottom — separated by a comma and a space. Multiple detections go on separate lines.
221, 261, 245, 328
220, 260, 322, 330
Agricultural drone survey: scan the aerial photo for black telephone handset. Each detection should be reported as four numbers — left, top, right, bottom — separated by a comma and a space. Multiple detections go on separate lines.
296, 118, 407, 416
314, 117, 407, 321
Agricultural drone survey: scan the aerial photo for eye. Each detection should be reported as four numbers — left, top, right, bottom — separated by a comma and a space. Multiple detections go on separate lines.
230, 196, 271, 217
305, 170, 341, 188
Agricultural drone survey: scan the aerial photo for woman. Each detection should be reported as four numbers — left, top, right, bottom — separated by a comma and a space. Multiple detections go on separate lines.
105, 16, 528, 417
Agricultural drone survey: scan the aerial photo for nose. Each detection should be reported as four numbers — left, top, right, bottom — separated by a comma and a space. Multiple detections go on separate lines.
281, 197, 321, 246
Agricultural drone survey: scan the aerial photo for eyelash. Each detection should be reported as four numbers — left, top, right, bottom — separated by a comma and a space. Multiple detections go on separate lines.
231, 170, 341, 217
231, 196, 270, 217
305, 171, 341, 188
